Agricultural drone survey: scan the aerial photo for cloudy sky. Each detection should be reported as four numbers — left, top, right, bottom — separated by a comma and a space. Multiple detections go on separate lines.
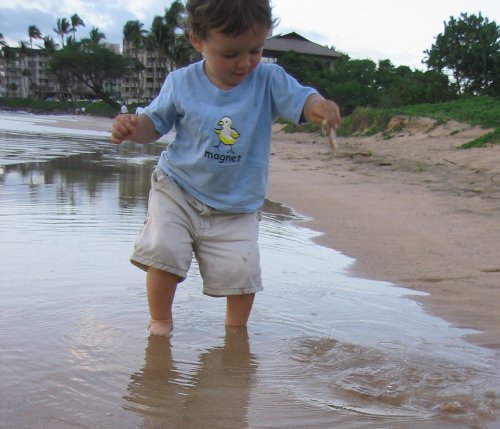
1, 0, 499, 70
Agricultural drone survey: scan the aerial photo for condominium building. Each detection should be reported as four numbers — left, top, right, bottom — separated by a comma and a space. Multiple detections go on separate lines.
0, 47, 59, 99
121, 41, 167, 104
0, 44, 122, 101
0, 33, 339, 103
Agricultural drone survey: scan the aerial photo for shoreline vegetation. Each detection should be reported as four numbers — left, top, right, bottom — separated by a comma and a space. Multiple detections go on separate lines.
278, 95, 500, 149
1, 96, 499, 149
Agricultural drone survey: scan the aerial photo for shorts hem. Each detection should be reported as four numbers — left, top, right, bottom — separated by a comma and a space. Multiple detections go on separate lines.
130, 254, 187, 281
203, 284, 263, 297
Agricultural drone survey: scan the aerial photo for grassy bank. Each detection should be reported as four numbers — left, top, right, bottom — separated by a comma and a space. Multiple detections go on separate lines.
282, 96, 500, 149
2, 96, 499, 148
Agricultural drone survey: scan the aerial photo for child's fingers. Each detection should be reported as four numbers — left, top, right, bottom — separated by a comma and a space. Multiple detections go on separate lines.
322, 100, 341, 129
110, 114, 136, 144
322, 119, 337, 151
310, 99, 340, 130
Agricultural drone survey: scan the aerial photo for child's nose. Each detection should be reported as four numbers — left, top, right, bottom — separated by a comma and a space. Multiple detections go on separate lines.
237, 54, 251, 70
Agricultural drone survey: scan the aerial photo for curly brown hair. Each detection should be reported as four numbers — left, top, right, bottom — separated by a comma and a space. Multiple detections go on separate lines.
186, 0, 277, 39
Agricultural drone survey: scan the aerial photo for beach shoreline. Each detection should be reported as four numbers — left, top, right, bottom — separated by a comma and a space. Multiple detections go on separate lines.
21, 111, 500, 349
268, 121, 500, 349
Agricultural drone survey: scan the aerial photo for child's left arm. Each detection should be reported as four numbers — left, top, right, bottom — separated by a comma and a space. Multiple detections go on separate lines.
302, 93, 341, 130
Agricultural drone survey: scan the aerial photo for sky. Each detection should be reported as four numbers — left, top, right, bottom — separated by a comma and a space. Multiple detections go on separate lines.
1, 0, 499, 70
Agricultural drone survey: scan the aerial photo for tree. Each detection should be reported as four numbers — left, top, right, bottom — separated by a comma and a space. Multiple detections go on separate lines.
17, 41, 30, 97
28, 25, 42, 49
70, 13, 85, 41
143, 1, 189, 92
48, 29, 129, 104
145, 17, 162, 92
148, 1, 191, 74
123, 20, 147, 100
424, 13, 500, 96
39, 36, 59, 54
163, 0, 192, 70
54, 18, 71, 47
375, 59, 454, 107
330, 57, 380, 113
86, 27, 106, 45
25, 26, 43, 97
123, 20, 146, 51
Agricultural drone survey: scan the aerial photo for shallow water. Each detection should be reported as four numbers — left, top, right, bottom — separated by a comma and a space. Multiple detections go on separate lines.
0, 112, 499, 429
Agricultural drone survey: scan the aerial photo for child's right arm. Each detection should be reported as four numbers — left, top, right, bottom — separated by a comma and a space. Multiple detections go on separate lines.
110, 114, 161, 145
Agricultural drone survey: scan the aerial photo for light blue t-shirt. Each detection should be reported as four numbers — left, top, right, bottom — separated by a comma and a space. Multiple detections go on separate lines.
138, 60, 317, 213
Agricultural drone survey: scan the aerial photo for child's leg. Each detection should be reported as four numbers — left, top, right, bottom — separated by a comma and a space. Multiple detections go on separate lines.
225, 293, 255, 327
147, 267, 179, 336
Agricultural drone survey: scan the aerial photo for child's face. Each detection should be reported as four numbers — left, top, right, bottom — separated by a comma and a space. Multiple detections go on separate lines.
190, 25, 269, 90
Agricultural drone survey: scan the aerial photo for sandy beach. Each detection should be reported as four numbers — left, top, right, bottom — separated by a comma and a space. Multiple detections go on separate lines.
268, 119, 500, 349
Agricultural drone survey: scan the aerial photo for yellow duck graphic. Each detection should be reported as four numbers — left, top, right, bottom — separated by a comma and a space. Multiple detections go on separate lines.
214, 116, 240, 153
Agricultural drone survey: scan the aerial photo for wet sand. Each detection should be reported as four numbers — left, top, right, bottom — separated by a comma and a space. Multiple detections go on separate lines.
268, 120, 500, 349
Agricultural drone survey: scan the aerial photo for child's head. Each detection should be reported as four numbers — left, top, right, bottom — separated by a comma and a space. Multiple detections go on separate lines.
186, 0, 277, 40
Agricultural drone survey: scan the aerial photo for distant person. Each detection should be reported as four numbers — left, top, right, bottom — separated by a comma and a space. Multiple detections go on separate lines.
120, 103, 128, 114
110, 0, 340, 336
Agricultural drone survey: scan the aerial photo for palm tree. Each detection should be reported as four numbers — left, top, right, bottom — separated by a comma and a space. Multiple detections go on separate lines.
26, 26, 43, 98
39, 36, 58, 54
88, 27, 106, 45
123, 20, 147, 100
37, 36, 59, 98
148, 16, 166, 94
0, 33, 8, 48
18, 41, 30, 97
170, 35, 193, 69
70, 13, 85, 41
164, 0, 185, 30
161, 1, 190, 72
123, 20, 146, 52
28, 25, 42, 49
54, 18, 71, 47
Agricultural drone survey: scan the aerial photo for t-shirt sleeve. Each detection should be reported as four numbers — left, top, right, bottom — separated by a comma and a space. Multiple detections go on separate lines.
269, 65, 318, 124
136, 74, 178, 136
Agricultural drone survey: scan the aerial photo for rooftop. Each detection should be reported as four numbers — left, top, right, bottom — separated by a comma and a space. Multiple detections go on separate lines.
263, 32, 342, 59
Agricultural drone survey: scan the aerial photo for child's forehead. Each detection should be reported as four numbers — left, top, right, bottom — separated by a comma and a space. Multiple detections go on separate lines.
205, 24, 269, 44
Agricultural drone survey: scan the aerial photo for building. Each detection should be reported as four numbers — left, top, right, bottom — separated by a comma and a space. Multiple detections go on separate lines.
263, 32, 342, 69
0, 43, 122, 101
1, 32, 341, 102
0, 47, 59, 99
121, 42, 167, 104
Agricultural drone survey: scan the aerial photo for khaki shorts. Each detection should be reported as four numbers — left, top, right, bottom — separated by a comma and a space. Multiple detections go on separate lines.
131, 168, 263, 296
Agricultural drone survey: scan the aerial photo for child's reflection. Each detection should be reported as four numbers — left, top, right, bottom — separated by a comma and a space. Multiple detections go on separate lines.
124, 327, 256, 429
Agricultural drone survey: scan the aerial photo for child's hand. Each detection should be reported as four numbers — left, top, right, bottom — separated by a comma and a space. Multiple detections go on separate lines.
110, 114, 138, 144
303, 94, 341, 131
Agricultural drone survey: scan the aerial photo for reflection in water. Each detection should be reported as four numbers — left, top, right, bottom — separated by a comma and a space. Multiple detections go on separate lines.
125, 328, 255, 429
1, 112, 499, 429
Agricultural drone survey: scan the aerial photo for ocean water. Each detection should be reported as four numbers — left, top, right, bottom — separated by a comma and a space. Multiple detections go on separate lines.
0, 111, 499, 429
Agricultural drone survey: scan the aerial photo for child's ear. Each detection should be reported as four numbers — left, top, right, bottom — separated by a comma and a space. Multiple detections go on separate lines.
189, 32, 203, 53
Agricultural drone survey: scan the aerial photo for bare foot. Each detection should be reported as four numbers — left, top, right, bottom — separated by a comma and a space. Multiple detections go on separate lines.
148, 319, 173, 336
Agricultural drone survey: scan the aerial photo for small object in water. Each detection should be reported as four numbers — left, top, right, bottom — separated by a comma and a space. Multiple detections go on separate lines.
322, 119, 337, 151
